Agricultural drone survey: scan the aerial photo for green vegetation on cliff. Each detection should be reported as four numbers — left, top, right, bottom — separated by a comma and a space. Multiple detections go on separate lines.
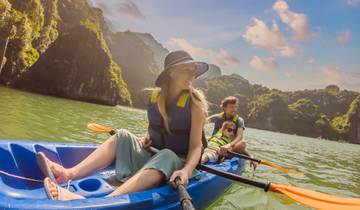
81, 19, 131, 104
35, 0, 59, 52
248, 92, 290, 132
332, 95, 360, 137
0, 0, 43, 72
195, 74, 269, 117
288, 98, 320, 136
196, 75, 359, 143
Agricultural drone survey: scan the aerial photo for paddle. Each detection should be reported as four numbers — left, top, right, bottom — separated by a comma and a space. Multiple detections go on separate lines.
198, 164, 360, 210
207, 145, 303, 174
87, 123, 196, 210
175, 177, 196, 210
87, 123, 360, 210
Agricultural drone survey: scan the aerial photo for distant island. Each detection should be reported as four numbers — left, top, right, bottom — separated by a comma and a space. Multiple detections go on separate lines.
0, 0, 359, 144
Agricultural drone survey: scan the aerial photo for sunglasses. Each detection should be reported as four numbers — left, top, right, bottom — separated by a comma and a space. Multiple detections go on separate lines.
226, 128, 236, 133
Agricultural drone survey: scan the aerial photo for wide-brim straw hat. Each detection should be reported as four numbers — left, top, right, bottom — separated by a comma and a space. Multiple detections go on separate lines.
155, 50, 209, 87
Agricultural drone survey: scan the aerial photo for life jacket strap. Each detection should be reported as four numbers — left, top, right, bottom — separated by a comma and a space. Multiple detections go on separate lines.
177, 92, 190, 108
150, 90, 159, 103
220, 112, 239, 123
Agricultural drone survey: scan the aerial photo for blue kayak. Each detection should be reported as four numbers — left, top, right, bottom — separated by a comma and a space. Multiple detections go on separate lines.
0, 140, 245, 210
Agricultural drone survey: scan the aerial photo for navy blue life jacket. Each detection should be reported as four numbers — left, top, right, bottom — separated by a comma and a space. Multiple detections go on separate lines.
147, 90, 206, 156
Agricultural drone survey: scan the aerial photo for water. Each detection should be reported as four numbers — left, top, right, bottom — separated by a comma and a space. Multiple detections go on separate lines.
1, 86, 360, 209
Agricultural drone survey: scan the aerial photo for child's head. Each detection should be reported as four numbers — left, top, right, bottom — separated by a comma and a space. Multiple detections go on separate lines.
221, 121, 236, 138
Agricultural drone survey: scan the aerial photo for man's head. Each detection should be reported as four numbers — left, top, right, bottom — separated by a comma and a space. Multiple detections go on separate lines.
221, 96, 239, 117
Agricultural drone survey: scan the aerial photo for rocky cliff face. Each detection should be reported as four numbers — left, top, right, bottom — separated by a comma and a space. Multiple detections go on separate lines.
13, 25, 129, 105
135, 32, 168, 73
0, 0, 131, 105
106, 31, 166, 108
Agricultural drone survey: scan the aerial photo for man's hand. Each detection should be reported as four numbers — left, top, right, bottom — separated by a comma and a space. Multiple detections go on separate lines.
250, 160, 257, 171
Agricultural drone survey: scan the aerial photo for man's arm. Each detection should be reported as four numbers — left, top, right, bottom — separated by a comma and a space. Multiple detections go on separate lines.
206, 114, 218, 123
230, 117, 245, 146
229, 127, 244, 147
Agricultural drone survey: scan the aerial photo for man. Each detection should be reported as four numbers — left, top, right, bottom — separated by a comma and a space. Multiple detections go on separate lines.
207, 96, 257, 169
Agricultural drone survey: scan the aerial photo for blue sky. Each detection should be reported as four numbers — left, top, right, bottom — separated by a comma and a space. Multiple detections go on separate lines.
88, 0, 360, 91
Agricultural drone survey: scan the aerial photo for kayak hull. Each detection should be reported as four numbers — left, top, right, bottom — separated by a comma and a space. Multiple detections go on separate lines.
0, 140, 245, 210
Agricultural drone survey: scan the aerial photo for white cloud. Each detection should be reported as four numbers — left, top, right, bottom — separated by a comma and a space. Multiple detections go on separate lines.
89, 0, 145, 20
273, 0, 311, 41
243, 18, 298, 58
279, 45, 298, 58
307, 58, 315, 64
347, 0, 360, 6
318, 65, 360, 91
117, 0, 145, 20
168, 38, 240, 67
285, 70, 296, 78
321, 65, 344, 85
243, 18, 286, 49
336, 30, 352, 45
249, 56, 278, 72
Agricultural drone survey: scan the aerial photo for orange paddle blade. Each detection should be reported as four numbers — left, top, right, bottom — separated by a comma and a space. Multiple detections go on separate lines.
261, 160, 303, 174
87, 123, 112, 133
270, 183, 360, 210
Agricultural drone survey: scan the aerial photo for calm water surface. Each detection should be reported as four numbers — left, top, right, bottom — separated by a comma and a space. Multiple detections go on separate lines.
1, 86, 359, 210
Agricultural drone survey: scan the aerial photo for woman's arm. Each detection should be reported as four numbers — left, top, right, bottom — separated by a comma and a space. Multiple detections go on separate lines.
169, 102, 205, 186
183, 103, 205, 174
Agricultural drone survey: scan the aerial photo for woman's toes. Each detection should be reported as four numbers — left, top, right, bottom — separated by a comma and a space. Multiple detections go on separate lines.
52, 191, 58, 198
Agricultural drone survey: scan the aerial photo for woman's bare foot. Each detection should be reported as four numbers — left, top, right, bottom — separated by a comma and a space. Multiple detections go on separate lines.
49, 160, 73, 183
37, 152, 74, 183
44, 177, 84, 200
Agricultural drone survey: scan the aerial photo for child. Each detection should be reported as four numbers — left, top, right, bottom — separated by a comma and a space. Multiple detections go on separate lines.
201, 121, 237, 163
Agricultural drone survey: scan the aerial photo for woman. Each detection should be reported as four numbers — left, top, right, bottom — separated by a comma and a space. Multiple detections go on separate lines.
40, 50, 209, 200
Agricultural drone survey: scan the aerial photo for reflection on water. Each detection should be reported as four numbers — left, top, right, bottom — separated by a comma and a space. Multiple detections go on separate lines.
1, 86, 360, 210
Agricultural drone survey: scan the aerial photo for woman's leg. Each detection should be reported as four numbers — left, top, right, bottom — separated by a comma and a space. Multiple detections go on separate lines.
106, 169, 163, 197
44, 133, 118, 182
45, 148, 184, 200
231, 140, 250, 156
108, 149, 184, 197
44, 168, 164, 200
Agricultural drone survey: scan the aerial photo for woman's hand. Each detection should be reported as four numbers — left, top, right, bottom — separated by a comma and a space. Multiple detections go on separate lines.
138, 133, 152, 148
169, 169, 189, 188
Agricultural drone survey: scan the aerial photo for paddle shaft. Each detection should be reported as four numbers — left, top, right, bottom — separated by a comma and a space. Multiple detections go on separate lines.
206, 145, 261, 163
197, 164, 271, 192
175, 177, 196, 210
107, 129, 195, 210
227, 150, 261, 163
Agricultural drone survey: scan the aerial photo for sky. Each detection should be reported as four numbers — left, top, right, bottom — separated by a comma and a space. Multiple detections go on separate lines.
88, 0, 360, 92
